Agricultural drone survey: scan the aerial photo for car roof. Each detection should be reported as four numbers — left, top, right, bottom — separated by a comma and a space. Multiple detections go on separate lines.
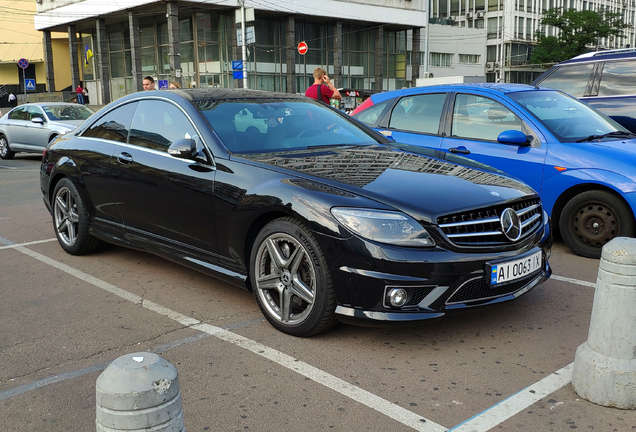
557, 48, 636, 64
15, 102, 81, 107
369, 83, 542, 103
126, 88, 311, 104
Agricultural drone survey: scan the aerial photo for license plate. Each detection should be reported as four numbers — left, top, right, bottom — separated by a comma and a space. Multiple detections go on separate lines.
488, 250, 542, 286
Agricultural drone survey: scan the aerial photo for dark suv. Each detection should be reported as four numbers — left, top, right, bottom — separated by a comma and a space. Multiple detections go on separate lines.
532, 48, 636, 132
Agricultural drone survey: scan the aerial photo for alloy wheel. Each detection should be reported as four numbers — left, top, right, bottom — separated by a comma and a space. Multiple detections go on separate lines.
254, 233, 316, 325
53, 185, 80, 247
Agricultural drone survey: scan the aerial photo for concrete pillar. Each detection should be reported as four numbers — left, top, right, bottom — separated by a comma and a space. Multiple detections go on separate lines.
285, 16, 296, 94
333, 21, 343, 89
96, 18, 111, 105
411, 27, 421, 87
572, 237, 636, 409
129, 12, 143, 92
68, 25, 80, 89
374, 26, 384, 92
96, 352, 184, 431
43, 30, 56, 92
166, 2, 181, 85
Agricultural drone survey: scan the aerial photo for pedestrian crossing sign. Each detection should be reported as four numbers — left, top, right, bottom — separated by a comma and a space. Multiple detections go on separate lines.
25, 79, 35, 91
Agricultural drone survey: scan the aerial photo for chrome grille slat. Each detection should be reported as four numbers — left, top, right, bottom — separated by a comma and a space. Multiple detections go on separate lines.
517, 203, 540, 217
437, 198, 543, 247
439, 216, 500, 229
521, 213, 541, 228
447, 230, 502, 238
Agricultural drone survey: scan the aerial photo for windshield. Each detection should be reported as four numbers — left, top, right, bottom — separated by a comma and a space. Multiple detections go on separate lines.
198, 100, 383, 153
43, 105, 94, 121
508, 90, 628, 143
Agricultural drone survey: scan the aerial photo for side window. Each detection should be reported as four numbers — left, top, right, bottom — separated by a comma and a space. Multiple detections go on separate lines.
536, 64, 594, 97
451, 94, 526, 142
82, 102, 138, 143
597, 60, 636, 97
9, 107, 27, 121
129, 100, 198, 151
354, 101, 389, 127
389, 93, 446, 134
27, 106, 44, 121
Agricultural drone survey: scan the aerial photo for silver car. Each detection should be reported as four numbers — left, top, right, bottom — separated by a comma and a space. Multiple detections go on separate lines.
0, 103, 94, 159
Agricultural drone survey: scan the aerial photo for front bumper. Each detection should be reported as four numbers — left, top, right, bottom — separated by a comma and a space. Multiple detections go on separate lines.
316, 220, 552, 325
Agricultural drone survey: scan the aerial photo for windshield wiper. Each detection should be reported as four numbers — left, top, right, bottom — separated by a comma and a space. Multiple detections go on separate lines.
576, 131, 636, 142
305, 143, 368, 149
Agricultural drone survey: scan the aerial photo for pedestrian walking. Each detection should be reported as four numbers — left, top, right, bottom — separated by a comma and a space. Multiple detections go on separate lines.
8, 92, 17, 108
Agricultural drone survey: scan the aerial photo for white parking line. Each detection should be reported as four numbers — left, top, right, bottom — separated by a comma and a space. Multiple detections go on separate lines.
7, 239, 597, 432
550, 274, 596, 288
448, 364, 573, 432
11, 244, 446, 432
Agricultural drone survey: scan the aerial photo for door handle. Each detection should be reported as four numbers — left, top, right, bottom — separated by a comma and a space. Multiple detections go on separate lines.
448, 147, 470, 155
117, 152, 133, 164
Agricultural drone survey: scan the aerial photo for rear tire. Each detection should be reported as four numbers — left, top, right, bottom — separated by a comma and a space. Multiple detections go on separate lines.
0, 135, 15, 160
52, 178, 106, 255
250, 217, 338, 337
559, 190, 634, 258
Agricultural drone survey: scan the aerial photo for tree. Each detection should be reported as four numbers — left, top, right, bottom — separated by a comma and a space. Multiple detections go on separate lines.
530, 7, 630, 66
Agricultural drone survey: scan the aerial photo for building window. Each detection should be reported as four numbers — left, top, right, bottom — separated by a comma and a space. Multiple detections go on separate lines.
459, 54, 480, 63
487, 17, 499, 39
430, 52, 454, 67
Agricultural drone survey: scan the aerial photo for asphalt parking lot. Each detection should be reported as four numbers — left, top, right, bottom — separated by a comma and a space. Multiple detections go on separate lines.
1, 154, 635, 431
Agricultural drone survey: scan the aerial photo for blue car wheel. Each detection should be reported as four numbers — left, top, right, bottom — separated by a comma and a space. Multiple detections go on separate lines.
560, 190, 635, 258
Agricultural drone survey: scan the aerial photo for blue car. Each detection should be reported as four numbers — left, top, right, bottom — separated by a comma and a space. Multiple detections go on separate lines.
352, 83, 636, 258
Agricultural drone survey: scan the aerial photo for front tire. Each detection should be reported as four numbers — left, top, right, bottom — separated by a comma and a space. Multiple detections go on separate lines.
0, 135, 15, 160
52, 178, 105, 255
250, 217, 338, 337
560, 190, 634, 258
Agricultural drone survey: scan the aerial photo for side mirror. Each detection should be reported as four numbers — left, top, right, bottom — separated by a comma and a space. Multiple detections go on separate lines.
32, 117, 44, 125
168, 138, 197, 159
497, 130, 529, 146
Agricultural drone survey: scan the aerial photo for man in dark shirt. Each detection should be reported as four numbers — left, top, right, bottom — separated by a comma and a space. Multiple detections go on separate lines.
305, 67, 341, 104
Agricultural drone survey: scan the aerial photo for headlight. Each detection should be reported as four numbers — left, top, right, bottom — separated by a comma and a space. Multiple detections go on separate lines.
331, 208, 435, 247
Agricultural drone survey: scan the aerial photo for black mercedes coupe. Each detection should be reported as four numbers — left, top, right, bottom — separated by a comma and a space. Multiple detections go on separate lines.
41, 88, 552, 336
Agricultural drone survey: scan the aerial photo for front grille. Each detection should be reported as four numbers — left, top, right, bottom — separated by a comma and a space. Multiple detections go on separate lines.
446, 271, 541, 305
437, 198, 542, 247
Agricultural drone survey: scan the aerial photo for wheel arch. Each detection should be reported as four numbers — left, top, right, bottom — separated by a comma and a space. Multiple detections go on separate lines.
243, 210, 297, 291
551, 183, 636, 235
47, 158, 97, 218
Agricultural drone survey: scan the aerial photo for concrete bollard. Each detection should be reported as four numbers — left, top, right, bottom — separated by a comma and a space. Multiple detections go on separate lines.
96, 352, 185, 431
572, 237, 636, 409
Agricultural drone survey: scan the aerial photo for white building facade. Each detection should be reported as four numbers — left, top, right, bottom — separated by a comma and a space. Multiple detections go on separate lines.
430, 0, 636, 83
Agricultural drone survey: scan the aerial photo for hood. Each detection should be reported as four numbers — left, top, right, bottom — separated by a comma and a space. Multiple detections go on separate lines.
548, 139, 636, 184
49, 119, 85, 130
242, 145, 537, 222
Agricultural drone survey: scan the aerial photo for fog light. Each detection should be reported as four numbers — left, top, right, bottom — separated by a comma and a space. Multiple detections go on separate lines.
388, 288, 408, 307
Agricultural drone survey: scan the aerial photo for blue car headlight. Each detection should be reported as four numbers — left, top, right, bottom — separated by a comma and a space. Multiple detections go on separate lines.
331, 208, 435, 247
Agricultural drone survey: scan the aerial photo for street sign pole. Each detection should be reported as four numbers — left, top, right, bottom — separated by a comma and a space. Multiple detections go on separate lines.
18, 58, 29, 103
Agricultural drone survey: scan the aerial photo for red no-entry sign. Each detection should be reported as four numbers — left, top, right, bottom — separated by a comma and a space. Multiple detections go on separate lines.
298, 42, 308, 55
